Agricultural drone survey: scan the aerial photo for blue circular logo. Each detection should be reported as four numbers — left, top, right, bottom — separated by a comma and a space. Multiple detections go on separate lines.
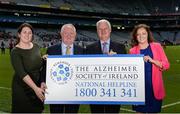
50, 61, 73, 85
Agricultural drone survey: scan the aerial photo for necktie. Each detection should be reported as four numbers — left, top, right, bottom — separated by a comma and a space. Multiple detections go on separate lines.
66, 46, 71, 55
102, 42, 108, 54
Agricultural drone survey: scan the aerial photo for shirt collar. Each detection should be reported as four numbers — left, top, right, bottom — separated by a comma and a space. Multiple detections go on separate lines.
62, 42, 73, 49
100, 38, 110, 45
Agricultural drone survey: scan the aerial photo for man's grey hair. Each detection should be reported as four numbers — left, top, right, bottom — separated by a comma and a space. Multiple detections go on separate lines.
60, 24, 76, 33
96, 19, 111, 30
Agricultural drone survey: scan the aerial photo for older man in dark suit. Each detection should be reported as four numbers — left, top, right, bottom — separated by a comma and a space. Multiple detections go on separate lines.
41, 24, 83, 113
86, 19, 127, 113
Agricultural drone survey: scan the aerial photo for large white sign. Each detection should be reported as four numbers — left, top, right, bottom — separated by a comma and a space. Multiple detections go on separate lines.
45, 54, 145, 105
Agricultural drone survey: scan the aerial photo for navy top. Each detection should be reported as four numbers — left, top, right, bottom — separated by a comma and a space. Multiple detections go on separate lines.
133, 45, 162, 113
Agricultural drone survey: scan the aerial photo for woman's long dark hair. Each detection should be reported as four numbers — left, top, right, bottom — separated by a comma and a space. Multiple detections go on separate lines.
131, 24, 154, 47
16, 23, 34, 45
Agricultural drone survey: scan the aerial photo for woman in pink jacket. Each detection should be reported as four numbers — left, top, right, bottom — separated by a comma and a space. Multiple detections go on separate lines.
129, 24, 170, 113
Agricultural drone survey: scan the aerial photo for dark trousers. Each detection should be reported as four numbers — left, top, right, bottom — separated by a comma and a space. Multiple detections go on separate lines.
90, 104, 120, 113
50, 104, 79, 113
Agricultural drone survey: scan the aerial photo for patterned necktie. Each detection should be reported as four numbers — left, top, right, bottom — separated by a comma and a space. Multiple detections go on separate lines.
66, 46, 71, 55
102, 42, 108, 54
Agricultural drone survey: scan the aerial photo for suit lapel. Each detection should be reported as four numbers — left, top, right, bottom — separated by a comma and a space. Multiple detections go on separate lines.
110, 40, 113, 51
74, 45, 77, 55
58, 44, 62, 55
97, 41, 103, 54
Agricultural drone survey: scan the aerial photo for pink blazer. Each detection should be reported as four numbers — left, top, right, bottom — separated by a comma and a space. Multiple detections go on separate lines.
129, 42, 170, 100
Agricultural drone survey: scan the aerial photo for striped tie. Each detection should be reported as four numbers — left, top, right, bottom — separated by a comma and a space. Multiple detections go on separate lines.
102, 42, 108, 54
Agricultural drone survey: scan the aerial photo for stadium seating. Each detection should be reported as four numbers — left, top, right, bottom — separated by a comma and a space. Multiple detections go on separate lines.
1, 0, 179, 14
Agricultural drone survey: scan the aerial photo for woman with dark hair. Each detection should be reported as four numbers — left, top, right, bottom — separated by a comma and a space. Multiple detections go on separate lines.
129, 24, 170, 113
10, 23, 44, 113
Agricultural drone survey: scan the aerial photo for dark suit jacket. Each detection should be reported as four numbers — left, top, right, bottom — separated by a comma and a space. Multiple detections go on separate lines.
41, 43, 84, 82
86, 40, 127, 54
85, 40, 126, 113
